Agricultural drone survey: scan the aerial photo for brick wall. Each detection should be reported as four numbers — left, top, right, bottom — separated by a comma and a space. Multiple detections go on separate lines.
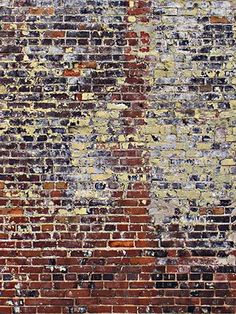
0, 0, 235, 313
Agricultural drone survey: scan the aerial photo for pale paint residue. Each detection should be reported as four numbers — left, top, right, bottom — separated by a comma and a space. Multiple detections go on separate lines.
148, 198, 176, 225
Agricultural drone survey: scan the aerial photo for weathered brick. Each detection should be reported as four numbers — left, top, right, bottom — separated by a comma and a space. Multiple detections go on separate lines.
45, 30, 65, 38
0, 0, 235, 313
28, 7, 55, 16
210, 16, 230, 24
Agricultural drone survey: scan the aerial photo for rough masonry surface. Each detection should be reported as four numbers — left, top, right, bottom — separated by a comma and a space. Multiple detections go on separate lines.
0, 0, 235, 313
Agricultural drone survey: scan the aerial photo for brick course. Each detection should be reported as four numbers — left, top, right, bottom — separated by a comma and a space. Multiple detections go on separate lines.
0, 0, 235, 313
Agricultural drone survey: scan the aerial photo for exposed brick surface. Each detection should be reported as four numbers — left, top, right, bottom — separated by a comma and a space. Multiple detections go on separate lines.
0, 0, 235, 313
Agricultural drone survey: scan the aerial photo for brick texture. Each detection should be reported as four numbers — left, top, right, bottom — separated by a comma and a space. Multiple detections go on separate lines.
0, 0, 235, 313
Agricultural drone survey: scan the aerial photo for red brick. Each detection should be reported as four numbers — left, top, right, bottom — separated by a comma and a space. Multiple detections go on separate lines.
210, 16, 230, 24
29, 7, 55, 15
63, 69, 81, 77
109, 240, 134, 247
75, 61, 97, 69
43, 182, 54, 190
0, 307, 12, 314
45, 30, 65, 38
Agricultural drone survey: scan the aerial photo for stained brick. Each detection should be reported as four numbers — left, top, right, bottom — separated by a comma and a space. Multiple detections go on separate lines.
210, 16, 230, 24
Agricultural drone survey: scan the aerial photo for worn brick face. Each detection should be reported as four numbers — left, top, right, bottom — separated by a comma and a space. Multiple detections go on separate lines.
0, 0, 235, 313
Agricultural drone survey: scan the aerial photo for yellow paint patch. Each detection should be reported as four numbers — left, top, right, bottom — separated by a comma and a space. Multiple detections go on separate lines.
230, 100, 236, 109
129, 0, 134, 7
82, 93, 95, 100
25, 125, 36, 135
91, 170, 113, 180
232, 77, 236, 85
79, 118, 91, 127
58, 208, 87, 215
226, 62, 234, 70
221, 159, 235, 166
77, 127, 92, 135
155, 69, 173, 77
128, 16, 136, 23
117, 77, 125, 85
74, 208, 87, 215
65, 47, 73, 53
71, 142, 87, 150
177, 190, 201, 199
197, 143, 211, 150
107, 103, 128, 110
226, 135, 235, 141
0, 86, 7, 94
